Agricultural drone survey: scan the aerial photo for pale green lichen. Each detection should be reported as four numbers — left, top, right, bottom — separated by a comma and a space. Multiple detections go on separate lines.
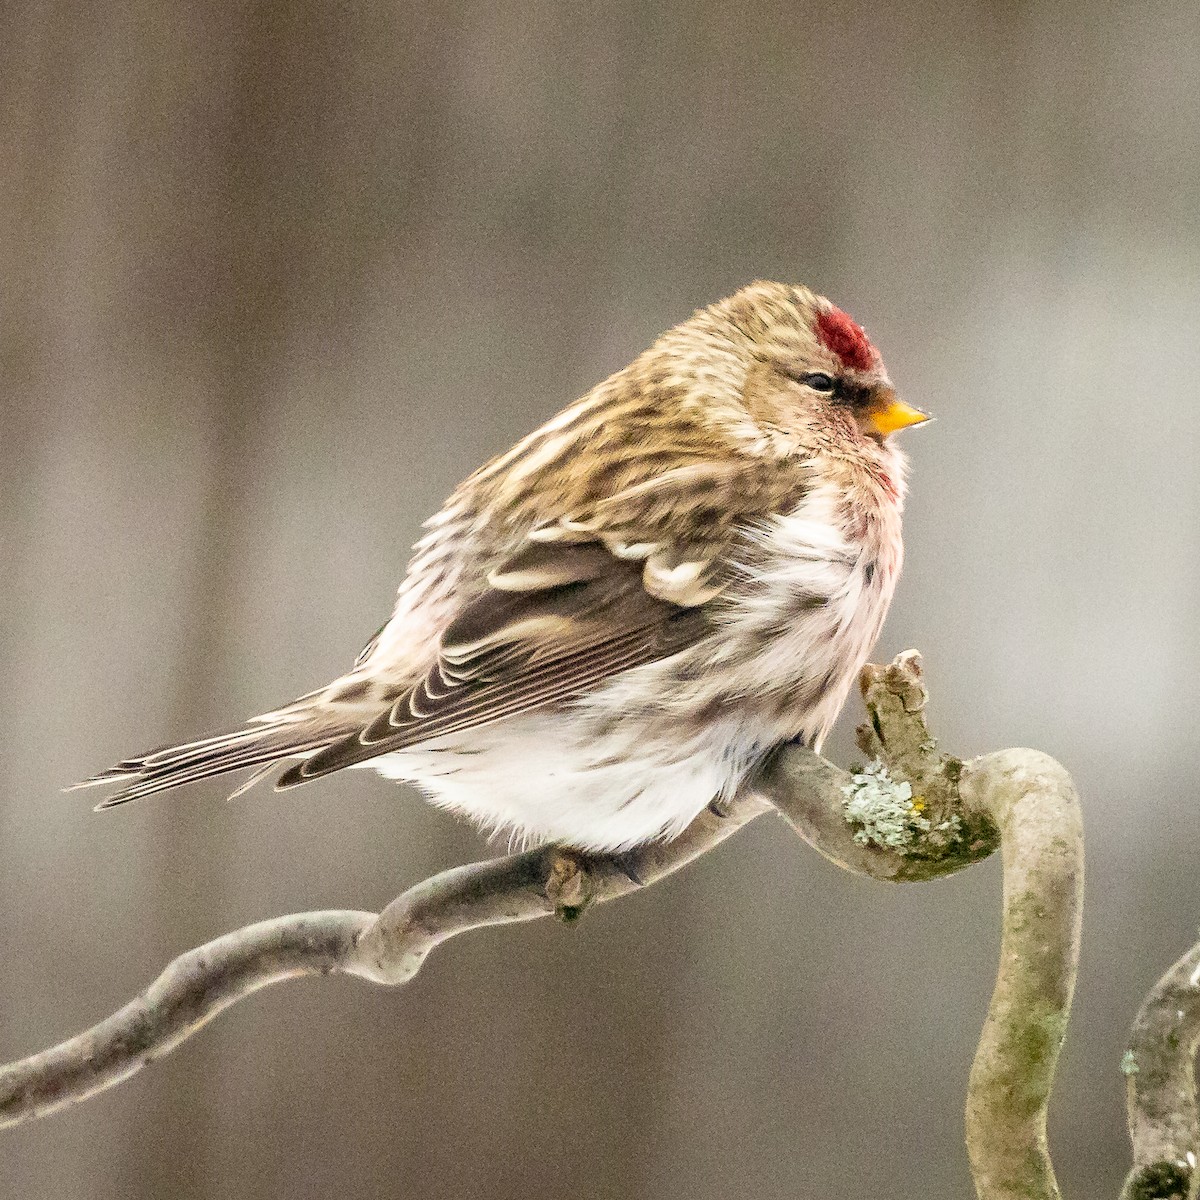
1121, 1049, 1140, 1076
841, 759, 962, 852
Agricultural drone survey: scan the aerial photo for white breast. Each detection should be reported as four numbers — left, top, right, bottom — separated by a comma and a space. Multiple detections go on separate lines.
706, 473, 903, 749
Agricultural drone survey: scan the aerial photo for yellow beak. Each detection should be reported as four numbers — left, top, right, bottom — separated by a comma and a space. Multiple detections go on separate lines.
868, 389, 932, 438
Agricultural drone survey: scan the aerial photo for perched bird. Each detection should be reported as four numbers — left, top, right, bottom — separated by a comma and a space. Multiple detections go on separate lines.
78, 281, 929, 852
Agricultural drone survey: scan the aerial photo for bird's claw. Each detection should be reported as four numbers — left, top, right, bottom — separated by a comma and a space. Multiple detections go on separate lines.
610, 851, 646, 887
707, 795, 736, 819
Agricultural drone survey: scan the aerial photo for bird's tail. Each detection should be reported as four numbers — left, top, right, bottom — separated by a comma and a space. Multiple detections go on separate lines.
71, 702, 355, 810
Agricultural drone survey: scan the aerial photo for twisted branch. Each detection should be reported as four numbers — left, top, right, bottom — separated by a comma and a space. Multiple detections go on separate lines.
1121, 942, 1200, 1200
0, 652, 1193, 1199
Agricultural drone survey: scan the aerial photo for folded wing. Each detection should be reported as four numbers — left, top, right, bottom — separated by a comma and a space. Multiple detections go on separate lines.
274, 528, 720, 786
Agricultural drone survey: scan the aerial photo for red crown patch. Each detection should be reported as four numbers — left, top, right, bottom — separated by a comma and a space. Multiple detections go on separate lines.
816, 305, 878, 372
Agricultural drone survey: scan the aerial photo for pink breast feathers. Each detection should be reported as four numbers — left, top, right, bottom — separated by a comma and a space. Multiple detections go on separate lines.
815, 305, 879, 373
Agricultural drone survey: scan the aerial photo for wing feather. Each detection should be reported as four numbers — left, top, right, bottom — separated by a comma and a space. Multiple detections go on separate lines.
276, 566, 711, 788
276, 610, 704, 786
275, 454, 808, 789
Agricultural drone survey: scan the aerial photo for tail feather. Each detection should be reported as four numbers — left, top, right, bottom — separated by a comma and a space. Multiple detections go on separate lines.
74, 720, 342, 810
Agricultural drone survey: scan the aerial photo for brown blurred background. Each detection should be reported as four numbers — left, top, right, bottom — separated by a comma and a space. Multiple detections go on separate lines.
3, 1, 1199, 1196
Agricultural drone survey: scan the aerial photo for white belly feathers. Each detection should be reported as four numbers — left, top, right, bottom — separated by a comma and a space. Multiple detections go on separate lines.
373, 475, 902, 851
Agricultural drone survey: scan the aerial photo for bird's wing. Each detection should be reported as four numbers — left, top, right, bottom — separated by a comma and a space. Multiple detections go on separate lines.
275, 460, 797, 787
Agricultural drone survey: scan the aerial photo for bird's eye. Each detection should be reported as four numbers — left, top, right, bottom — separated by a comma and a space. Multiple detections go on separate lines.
796, 371, 835, 392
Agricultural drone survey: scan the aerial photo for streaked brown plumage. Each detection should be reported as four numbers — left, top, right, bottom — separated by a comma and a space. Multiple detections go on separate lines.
78, 281, 929, 851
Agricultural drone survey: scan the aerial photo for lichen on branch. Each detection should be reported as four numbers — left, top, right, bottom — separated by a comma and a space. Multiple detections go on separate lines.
841, 757, 962, 851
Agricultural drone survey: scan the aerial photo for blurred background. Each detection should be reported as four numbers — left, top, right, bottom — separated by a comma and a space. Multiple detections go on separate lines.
3, 1, 1199, 1196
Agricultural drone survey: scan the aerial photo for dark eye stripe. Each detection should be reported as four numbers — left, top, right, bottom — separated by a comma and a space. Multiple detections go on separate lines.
834, 381, 873, 408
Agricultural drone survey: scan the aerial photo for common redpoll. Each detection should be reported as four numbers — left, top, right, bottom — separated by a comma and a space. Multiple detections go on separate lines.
79, 282, 929, 852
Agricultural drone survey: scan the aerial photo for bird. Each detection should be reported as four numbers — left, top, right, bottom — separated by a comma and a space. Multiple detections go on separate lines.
77, 281, 929, 852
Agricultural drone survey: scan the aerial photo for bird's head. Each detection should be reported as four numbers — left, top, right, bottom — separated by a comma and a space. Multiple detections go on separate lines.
672, 281, 930, 454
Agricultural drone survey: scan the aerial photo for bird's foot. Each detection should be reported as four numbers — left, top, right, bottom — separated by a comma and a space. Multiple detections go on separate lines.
545, 850, 593, 922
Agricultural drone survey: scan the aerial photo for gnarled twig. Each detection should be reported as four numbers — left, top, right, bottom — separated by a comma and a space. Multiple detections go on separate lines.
1, 649, 1156, 1200
1121, 940, 1200, 1200
961, 748, 1083, 1200
0, 797, 770, 1129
